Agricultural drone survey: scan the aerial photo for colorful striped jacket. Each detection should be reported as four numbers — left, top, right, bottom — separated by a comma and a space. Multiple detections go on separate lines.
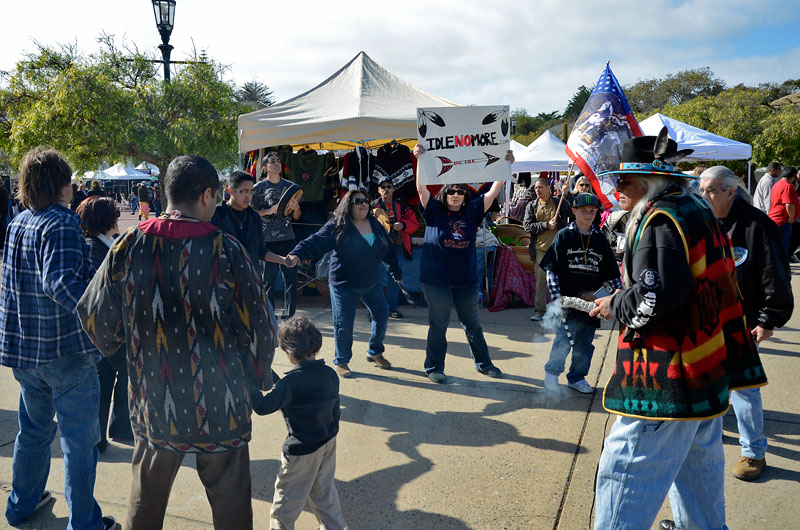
604, 188, 766, 420
78, 218, 274, 452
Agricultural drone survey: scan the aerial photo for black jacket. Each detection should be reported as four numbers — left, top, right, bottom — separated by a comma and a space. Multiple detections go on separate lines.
253, 359, 339, 455
86, 235, 112, 271
721, 196, 793, 330
210, 203, 266, 277
291, 216, 401, 290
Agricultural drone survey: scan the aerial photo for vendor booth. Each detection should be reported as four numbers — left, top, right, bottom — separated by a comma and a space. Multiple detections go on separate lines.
238, 51, 468, 297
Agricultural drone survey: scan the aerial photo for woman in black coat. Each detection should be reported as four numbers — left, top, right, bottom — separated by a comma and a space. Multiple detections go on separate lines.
77, 196, 133, 451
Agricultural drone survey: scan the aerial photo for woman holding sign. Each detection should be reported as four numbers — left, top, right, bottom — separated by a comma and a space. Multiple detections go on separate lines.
412, 144, 513, 384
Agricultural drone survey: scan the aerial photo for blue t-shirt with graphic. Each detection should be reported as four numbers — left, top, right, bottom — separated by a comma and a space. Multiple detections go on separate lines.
420, 196, 485, 287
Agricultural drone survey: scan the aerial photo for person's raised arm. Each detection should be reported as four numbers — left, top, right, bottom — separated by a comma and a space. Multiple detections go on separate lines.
413, 144, 430, 208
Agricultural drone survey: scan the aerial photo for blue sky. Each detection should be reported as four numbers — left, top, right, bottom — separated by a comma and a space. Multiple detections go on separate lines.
1, 0, 798, 115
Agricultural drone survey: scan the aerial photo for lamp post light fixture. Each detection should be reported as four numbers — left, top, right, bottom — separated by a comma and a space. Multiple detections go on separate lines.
152, 0, 176, 82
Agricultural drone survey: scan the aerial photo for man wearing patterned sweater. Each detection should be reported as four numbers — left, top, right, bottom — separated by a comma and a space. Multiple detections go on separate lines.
590, 129, 766, 530
78, 155, 274, 530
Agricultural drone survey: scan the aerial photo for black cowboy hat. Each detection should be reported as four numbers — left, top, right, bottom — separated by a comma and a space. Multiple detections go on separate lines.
597, 126, 695, 178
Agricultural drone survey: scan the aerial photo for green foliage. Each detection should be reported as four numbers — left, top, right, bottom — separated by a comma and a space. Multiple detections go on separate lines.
661, 86, 772, 146
510, 108, 563, 144
753, 106, 800, 165
625, 67, 725, 116
0, 36, 240, 177
562, 85, 592, 123
235, 80, 274, 110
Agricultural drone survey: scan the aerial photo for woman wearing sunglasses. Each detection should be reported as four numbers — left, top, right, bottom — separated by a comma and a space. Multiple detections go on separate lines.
286, 190, 401, 378
412, 144, 513, 384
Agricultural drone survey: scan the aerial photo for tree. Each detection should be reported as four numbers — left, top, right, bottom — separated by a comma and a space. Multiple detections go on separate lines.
0, 36, 240, 181
562, 85, 592, 123
662, 86, 772, 148
235, 80, 274, 111
753, 106, 800, 165
625, 67, 725, 115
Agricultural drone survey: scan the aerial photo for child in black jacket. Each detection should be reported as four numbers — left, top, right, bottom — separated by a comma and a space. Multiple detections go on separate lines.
253, 316, 346, 529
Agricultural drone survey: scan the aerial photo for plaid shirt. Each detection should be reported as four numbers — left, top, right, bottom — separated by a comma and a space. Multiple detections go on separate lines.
0, 204, 99, 368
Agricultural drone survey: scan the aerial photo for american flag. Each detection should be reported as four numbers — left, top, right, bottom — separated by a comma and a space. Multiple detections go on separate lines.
565, 64, 642, 209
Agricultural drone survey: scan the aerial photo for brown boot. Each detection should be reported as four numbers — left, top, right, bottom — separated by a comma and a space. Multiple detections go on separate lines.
335, 364, 352, 378
366, 354, 392, 369
732, 456, 766, 481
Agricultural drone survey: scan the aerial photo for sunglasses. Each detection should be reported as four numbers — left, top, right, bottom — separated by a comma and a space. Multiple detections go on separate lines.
353, 197, 369, 205
379, 184, 393, 190
446, 188, 467, 196
614, 177, 635, 192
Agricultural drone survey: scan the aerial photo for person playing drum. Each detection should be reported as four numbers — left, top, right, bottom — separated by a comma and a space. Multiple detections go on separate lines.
253, 153, 302, 319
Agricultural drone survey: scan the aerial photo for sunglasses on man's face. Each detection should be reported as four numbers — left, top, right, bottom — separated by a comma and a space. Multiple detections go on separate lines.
446, 188, 467, 196
353, 198, 369, 205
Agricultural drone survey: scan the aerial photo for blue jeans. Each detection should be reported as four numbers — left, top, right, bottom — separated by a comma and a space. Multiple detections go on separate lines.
328, 282, 388, 366
421, 282, 494, 374
594, 416, 727, 530
6, 353, 104, 530
731, 388, 767, 459
544, 311, 596, 383
382, 244, 403, 311
779, 222, 792, 255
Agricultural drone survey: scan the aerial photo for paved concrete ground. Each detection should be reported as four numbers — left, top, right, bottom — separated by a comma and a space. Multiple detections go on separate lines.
0, 211, 798, 529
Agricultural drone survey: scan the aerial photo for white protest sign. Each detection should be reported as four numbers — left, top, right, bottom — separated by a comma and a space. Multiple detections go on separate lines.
416, 105, 512, 185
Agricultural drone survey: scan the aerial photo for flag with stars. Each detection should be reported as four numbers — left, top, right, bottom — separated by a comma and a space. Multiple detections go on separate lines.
565, 64, 643, 209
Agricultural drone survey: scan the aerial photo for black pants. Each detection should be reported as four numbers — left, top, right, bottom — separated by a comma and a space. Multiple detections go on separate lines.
263, 239, 298, 317
97, 349, 132, 443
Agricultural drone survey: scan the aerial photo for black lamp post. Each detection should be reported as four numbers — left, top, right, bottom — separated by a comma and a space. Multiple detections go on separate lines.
152, 0, 176, 82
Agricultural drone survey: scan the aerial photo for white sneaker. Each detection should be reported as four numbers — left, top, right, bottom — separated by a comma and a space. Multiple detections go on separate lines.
568, 379, 593, 394
530, 313, 544, 321
544, 373, 560, 391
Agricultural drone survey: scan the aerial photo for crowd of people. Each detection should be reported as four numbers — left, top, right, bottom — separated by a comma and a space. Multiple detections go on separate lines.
0, 127, 795, 529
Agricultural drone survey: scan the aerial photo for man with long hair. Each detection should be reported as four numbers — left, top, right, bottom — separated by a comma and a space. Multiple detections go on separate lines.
590, 129, 766, 530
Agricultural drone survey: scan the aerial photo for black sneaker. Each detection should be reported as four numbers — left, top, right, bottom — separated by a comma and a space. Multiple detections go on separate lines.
389, 310, 403, 319
658, 521, 676, 530
428, 372, 448, 384
34, 491, 52, 512
477, 365, 502, 378
102, 515, 121, 530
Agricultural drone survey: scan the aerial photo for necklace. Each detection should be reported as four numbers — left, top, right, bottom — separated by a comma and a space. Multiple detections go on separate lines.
578, 229, 592, 266
162, 210, 202, 222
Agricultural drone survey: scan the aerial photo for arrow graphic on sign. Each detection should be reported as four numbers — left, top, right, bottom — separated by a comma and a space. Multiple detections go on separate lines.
436, 153, 501, 177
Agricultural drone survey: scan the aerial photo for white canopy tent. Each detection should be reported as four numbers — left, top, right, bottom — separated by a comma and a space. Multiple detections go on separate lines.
237, 51, 460, 153
103, 163, 151, 180
135, 162, 160, 176
639, 113, 752, 161
511, 130, 571, 173
509, 139, 528, 158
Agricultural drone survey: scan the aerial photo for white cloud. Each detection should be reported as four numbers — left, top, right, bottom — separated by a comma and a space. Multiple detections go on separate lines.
2, 0, 798, 118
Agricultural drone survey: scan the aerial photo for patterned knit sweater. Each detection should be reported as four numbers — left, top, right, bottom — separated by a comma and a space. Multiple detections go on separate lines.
604, 189, 766, 420
78, 218, 274, 452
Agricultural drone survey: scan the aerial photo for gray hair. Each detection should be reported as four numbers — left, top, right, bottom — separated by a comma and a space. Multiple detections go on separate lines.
626, 176, 691, 243
700, 165, 751, 204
